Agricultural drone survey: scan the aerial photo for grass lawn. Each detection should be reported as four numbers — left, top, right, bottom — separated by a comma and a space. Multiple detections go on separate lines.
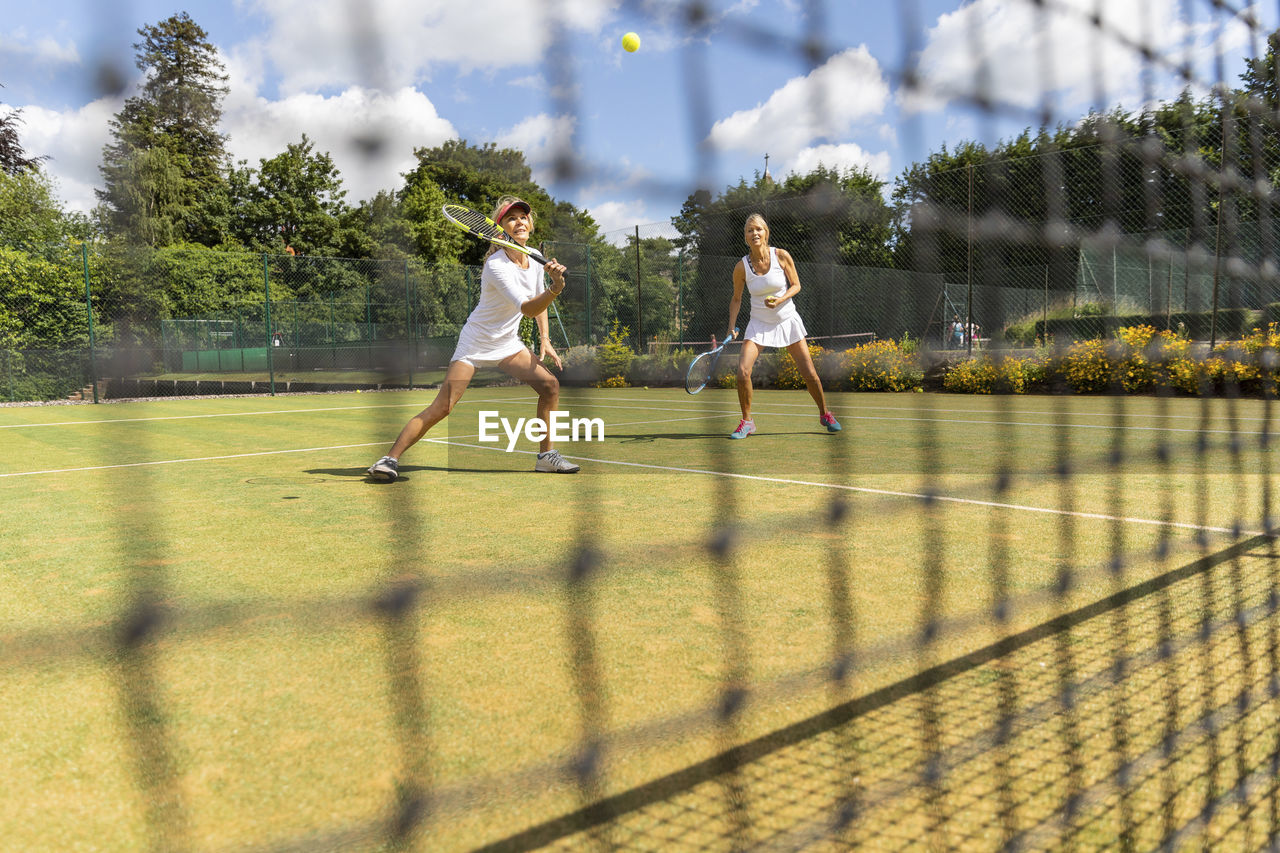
1, 388, 1276, 850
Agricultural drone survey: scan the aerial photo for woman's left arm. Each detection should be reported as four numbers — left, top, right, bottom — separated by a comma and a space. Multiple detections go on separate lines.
536, 308, 561, 369
768, 249, 803, 307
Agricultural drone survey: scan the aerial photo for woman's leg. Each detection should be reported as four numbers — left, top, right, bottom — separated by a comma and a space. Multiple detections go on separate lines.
736, 340, 760, 420
387, 360, 476, 458
498, 348, 559, 453
786, 339, 829, 414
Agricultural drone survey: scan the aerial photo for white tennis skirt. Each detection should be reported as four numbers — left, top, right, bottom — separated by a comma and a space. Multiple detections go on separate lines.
745, 315, 807, 348
451, 330, 528, 368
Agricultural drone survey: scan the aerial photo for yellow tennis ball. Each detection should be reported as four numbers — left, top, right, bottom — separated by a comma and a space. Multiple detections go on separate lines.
622, 32, 640, 53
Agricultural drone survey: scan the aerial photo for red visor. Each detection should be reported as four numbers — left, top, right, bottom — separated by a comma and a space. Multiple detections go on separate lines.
495, 199, 531, 223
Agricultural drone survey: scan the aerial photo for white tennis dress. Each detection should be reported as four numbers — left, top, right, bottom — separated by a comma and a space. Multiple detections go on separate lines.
451, 250, 544, 367
742, 247, 807, 348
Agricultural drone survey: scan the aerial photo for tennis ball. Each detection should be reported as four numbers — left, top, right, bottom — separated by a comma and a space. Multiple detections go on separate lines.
622, 32, 640, 53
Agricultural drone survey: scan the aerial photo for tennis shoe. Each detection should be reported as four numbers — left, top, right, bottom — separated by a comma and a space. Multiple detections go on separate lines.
730, 418, 755, 439
820, 412, 842, 433
535, 449, 580, 473
367, 455, 399, 481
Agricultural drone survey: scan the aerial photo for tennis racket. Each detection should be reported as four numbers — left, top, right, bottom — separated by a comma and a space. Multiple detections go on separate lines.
441, 203, 550, 265
685, 328, 738, 395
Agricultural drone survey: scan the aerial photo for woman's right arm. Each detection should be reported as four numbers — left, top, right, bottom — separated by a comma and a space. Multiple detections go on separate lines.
727, 261, 745, 338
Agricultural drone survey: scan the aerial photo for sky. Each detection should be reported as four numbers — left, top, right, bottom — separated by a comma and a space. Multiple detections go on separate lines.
2, 0, 1275, 240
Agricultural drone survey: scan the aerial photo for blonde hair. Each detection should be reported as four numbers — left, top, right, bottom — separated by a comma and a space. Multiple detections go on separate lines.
486, 195, 536, 258
743, 212, 770, 246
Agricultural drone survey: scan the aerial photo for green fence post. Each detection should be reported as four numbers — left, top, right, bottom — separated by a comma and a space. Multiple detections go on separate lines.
586, 244, 593, 344
677, 250, 684, 349
264, 254, 276, 396
634, 225, 643, 351
82, 243, 99, 403
405, 259, 413, 389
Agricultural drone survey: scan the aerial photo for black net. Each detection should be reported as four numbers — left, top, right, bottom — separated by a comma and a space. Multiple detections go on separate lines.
7, 1, 1280, 851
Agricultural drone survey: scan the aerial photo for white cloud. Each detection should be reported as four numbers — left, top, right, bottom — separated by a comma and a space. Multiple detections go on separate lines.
22, 83, 457, 215
784, 143, 891, 182
0, 30, 80, 65
17, 98, 121, 213
223, 86, 458, 202
493, 112, 576, 188
587, 198, 654, 242
706, 47, 889, 160
238, 0, 620, 93
903, 0, 1257, 116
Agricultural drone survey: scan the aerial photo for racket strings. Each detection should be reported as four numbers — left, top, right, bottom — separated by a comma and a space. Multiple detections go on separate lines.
444, 204, 504, 240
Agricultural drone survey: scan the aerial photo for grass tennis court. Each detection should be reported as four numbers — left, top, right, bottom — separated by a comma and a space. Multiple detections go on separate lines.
1, 388, 1276, 850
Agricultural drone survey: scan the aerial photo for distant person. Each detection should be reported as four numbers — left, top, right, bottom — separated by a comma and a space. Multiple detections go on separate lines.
722, 213, 841, 439
367, 196, 578, 481
951, 315, 964, 348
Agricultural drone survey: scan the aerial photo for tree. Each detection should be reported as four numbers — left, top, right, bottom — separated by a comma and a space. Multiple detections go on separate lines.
1240, 29, 1280, 112
0, 93, 46, 175
97, 12, 230, 246
228, 135, 351, 255
400, 139, 542, 266
399, 138, 605, 266
0, 167, 90, 252
671, 166, 894, 341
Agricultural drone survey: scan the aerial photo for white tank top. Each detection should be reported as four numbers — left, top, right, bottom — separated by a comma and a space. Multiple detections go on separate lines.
741, 247, 800, 326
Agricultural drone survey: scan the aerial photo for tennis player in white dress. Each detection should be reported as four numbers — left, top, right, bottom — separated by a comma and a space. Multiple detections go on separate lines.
724, 213, 841, 439
367, 196, 579, 480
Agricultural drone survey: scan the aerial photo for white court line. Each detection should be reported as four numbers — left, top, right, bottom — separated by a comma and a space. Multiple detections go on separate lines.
0, 412, 722, 478
414, 437, 1243, 535
0, 443, 385, 478
0, 413, 1248, 535
582, 393, 1276, 423
551, 399, 1267, 437
0, 395, 527, 430
1, 391, 1266, 436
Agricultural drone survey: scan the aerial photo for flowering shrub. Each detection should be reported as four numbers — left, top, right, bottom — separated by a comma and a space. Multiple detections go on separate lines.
943, 357, 999, 394
595, 374, 630, 388
1165, 324, 1279, 394
1112, 325, 1190, 392
775, 343, 826, 389
596, 321, 634, 381
1060, 339, 1115, 393
943, 355, 1044, 394
839, 340, 923, 392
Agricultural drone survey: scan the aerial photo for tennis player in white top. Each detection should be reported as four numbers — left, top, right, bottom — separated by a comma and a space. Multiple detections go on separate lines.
724, 213, 841, 439
368, 196, 579, 480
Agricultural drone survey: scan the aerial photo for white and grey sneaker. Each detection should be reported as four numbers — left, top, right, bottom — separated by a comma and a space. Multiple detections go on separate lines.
535, 449, 580, 473
367, 455, 399, 481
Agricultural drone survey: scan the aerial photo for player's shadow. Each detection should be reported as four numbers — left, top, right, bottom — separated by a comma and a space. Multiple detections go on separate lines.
610, 431, 822, 443
304, 464, 527, 480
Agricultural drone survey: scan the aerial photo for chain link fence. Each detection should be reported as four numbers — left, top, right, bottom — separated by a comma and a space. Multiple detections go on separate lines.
6, 132, 1280, 400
